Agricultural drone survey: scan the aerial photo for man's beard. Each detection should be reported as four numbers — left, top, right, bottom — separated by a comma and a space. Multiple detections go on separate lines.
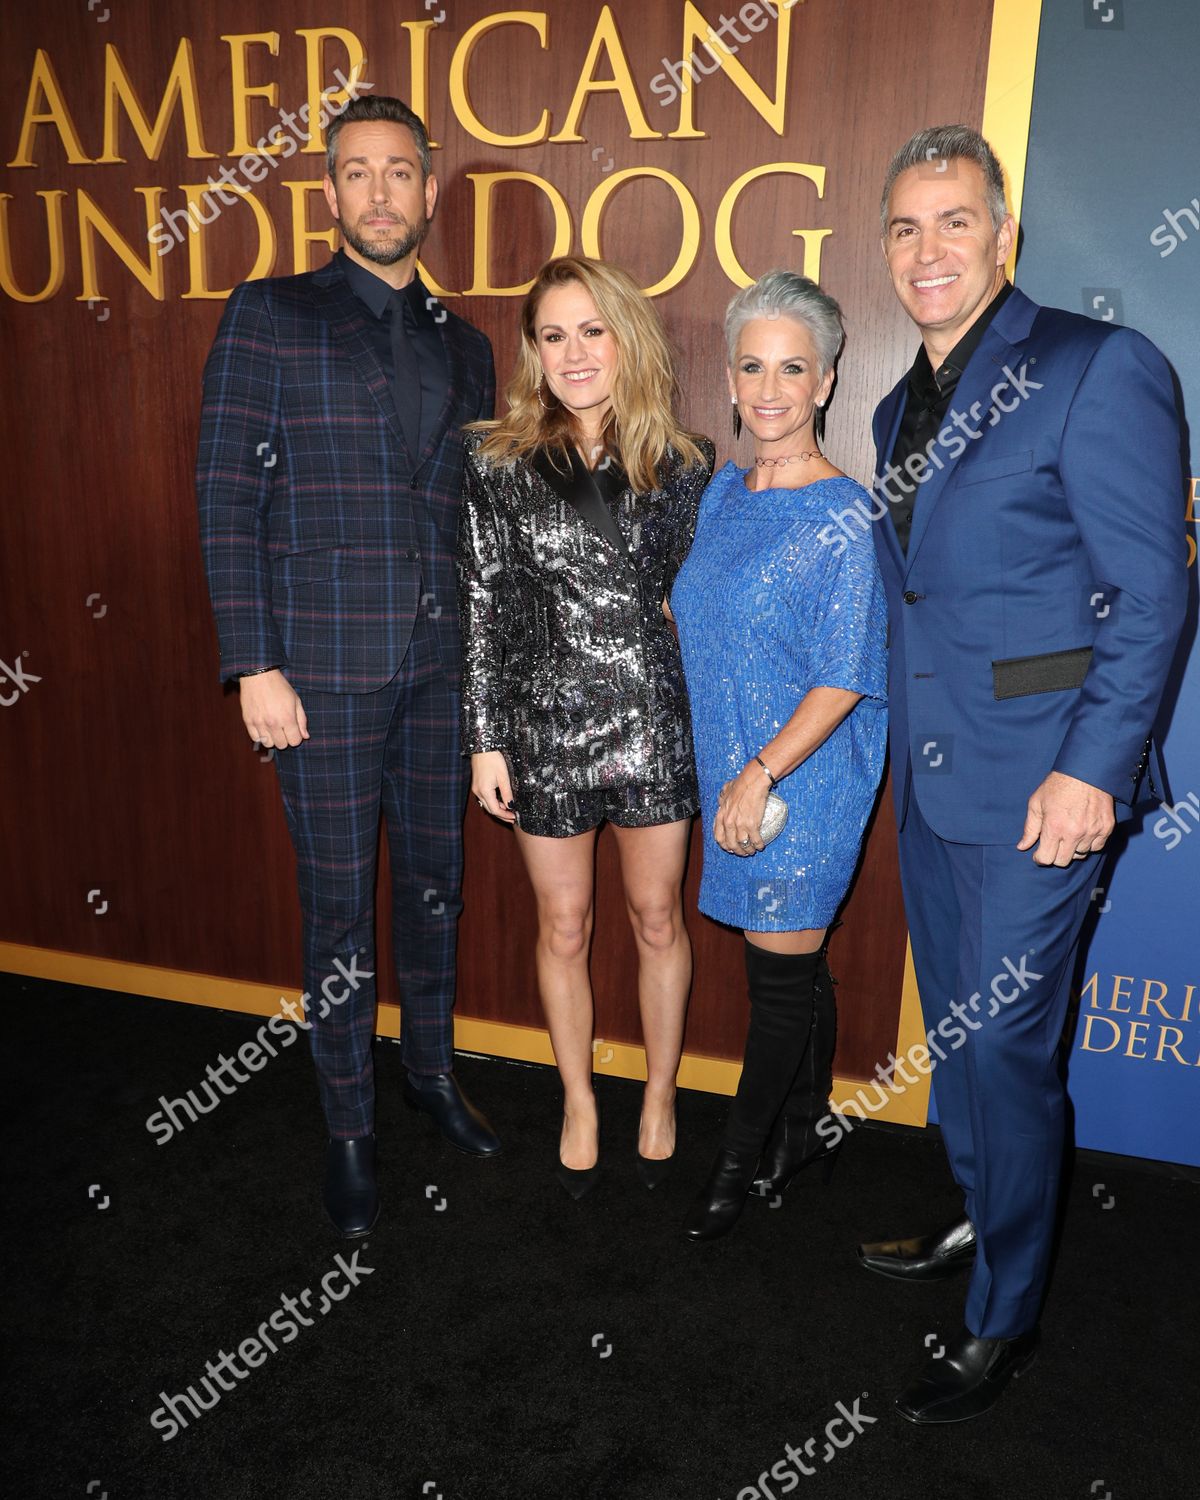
341, 210, 428, 266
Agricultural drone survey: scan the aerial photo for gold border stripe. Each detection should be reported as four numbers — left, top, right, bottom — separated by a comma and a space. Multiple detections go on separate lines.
983, 0, 1045, 277
1, 939, 917, 1118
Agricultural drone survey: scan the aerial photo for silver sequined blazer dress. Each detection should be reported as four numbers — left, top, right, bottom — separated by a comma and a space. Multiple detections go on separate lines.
457, 431, 715, 800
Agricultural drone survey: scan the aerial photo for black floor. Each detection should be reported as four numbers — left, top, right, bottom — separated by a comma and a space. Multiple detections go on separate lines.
3, 972, 1196, 1500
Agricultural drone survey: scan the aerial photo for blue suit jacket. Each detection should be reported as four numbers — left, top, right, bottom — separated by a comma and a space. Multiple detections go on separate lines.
196, 256, 495, 692
866, 287, 1186, 844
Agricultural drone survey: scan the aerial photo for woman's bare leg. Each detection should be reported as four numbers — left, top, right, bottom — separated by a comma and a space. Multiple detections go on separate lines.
611, 819, 693, 1160
513, 825, 600, 1170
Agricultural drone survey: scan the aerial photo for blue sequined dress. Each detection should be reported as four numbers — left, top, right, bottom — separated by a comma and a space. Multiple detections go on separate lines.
671, 463, 888, 931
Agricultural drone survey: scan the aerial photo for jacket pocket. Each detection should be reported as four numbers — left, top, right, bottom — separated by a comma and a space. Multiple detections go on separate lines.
992, 645, 1092, 700
958, 448, 1034, 487
272, 548, 350, 588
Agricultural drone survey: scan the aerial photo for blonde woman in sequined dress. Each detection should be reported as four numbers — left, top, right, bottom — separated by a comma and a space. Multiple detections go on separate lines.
457, 257, 714, 1198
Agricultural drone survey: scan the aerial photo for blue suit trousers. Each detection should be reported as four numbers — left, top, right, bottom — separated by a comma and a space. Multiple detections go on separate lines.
898, 791, 1098, 1338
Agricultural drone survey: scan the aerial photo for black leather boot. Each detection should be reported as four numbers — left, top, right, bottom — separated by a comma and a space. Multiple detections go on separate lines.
752, 951, 842, 1197
683, 942, 821, 1242
682, 1146, 761, 1241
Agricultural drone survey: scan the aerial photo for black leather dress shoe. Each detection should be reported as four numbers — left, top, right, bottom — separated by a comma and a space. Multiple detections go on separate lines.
403, 1072, 502, 1156
323, 1134, 379, 1238
857, 1214, 976, 1281
895, 1324, 1039, 1424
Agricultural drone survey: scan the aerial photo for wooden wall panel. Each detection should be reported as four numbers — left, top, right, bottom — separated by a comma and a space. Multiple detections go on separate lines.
0, 0, 994, 1082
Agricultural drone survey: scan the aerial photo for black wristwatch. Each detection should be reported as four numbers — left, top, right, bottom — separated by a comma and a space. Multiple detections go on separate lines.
234, 665, 281, 680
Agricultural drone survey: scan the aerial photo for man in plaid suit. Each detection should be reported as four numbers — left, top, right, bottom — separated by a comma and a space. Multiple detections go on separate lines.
196, 96, 500, 1237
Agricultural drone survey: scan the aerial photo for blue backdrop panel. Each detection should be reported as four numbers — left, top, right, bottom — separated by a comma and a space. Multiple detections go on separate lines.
1015, 0, 1199, 1165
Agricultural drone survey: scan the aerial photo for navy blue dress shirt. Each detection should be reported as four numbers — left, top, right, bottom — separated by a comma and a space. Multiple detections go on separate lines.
337, 249, 448, 460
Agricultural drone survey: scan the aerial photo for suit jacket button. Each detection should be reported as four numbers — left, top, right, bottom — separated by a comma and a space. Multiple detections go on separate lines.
902, 590, 919, 604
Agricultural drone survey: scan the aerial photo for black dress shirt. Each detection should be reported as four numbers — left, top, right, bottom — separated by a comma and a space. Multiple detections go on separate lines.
887, 281, 1013, 553
337, 249, 448, 459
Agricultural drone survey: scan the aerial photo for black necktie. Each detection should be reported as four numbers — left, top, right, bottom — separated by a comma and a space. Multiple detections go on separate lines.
389, 287, 422, 458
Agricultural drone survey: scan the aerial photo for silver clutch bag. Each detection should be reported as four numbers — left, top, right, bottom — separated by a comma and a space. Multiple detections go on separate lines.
759, 792, 789, 846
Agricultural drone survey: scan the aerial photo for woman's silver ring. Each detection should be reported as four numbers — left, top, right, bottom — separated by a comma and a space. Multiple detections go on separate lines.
739, 837, 751, 847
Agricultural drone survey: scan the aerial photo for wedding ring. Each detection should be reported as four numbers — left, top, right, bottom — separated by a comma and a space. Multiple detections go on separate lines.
739, 837, 751, 847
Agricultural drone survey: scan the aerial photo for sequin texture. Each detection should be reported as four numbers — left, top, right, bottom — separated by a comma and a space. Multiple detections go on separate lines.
671, 463, 888, 931
457, 434, 715, 815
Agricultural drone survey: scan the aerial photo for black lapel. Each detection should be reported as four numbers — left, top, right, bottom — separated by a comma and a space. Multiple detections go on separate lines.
531, 447, 631, 560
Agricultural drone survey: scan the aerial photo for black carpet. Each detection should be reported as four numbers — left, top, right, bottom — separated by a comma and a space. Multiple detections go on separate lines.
3, 972, 1196, 1500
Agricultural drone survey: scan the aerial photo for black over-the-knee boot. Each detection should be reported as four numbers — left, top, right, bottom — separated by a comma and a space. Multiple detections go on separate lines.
752, 949, 842, 1197
682, 941, 821, 1242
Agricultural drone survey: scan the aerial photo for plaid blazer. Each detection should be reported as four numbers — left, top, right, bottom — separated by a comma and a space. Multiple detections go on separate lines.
196, 256, 495, 692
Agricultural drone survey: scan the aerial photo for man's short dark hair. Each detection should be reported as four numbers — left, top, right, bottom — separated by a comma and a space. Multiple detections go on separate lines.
880, 125, 1009, 235
326, 96, 432, 181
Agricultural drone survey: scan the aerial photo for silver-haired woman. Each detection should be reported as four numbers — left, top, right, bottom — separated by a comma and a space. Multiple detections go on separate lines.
670, 270, 888, 1240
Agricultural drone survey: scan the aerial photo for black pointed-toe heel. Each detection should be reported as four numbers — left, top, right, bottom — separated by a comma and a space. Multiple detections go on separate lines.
555, 1158, 602, 1199
556, 1108, 600, 1199
635, 1150, 675, 1190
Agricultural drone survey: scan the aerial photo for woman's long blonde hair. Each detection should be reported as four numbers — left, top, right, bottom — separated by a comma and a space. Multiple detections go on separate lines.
471, 256, 704, 494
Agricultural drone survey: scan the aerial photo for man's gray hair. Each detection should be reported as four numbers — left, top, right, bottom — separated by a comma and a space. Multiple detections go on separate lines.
879, 125, 1009, 235
326, 95, 432, 181
725, 269, 845, 377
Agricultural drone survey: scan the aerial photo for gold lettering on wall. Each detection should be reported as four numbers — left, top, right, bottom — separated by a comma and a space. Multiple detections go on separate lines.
1077, 972, 1200, 1065
99, 40, 215, 164
581, 168, 700, 296
670, 0, 796, 139
180, 184, 277, 297
9, 49, 93, 167
550, 5, 663, 142
0, 191, 67, 302
77, 187, 166, 301
221, 32, 281, 157
400, 21, 439, 151
450, 12, 551, 147
282, 180, 338, 273
465, 171, 571, 295
295, 28, 369, 154
715, 162, 831, 284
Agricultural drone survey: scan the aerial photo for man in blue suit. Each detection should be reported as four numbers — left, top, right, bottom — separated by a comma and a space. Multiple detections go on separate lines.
855, 125, 1186, 1422
197, 97, 499, 1238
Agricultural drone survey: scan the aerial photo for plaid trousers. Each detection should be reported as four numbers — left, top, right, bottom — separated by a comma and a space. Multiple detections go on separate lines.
273, 611, 466, 1138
